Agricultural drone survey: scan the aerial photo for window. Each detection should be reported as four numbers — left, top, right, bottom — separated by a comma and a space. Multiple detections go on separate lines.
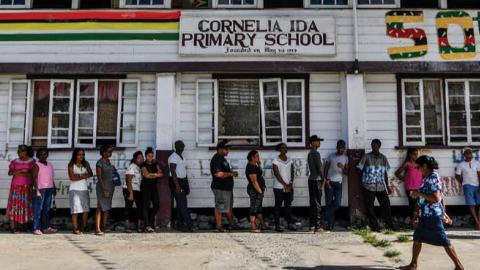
32, 0, 72, 8
264, 0, 302, 8
80, 0, 112, 8
447, 0, 480, 9
401, 79, 444, 146
121, 0, 170, 8
11, 79, 140, 149
357, 0, 399, 7
214, 0, 260, 8
196, 78, 306, 147
305, 0, 349, 8
0, 0, 30, 8
400, 0, 438, 8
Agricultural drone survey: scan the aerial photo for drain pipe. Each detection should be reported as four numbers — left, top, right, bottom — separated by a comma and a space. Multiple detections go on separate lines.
353, 0, 359, 73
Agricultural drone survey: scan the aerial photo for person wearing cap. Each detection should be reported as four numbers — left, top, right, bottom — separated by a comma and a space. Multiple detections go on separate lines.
357, 139, 396, 232
210, 142, 238, 232
455, 147, 480, 230
307, 135, 326, 233
323, 140, 349, 231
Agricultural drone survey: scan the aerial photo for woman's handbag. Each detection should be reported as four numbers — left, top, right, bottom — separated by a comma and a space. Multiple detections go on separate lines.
112, 167, 122, 186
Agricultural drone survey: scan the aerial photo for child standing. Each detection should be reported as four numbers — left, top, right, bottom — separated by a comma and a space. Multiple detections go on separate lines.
6, 145, 35, 233
32, 148, 57, 235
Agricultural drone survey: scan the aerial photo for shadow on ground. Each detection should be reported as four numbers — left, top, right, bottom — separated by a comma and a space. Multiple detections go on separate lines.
284, 266, 393, 270
447, 234, 480, 240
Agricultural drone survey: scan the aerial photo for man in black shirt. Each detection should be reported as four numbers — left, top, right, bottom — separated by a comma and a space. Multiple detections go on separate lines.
307, 135, 326, 233
210, 142, 238, 232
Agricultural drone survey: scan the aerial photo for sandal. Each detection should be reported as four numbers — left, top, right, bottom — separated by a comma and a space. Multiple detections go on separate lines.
251, 229, 261, 233
73, 229, 82, 235
95, 231, 104, 236
10, 228, 18, 234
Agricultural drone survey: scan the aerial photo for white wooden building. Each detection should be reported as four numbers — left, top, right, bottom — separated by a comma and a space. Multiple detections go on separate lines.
0, 0, 478, 210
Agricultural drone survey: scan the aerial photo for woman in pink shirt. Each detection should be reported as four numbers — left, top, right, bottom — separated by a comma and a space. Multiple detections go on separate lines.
395, 147, 423, 219
32, 148, 57, 235
6, 145, 35, 233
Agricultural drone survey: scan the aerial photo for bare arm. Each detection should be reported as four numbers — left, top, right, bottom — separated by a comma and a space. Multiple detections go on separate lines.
170, 163, 181, 192
68, 164, 91, 181
214, 171, 237, 179
248, 174, 263, 194
394, 162, 408, 180
96, 166, 107, 191
324, 160, 331, 180
141, 167, 162, 179
126, 174, 134, 194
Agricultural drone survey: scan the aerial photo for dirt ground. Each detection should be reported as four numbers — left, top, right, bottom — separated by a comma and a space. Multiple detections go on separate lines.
0, 229, 478, 270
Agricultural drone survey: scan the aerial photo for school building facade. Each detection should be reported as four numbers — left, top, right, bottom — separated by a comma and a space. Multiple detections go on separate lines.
0, 1, 478, 218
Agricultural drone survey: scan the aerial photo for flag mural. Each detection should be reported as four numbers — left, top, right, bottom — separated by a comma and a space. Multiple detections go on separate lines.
386, 10, 428, 60
0, 11, 180, 42
436, 11, 476, 60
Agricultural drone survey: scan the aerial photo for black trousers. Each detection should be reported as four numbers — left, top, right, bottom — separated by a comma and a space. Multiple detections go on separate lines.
405, 189, 417, 218
308, 180, 323, 228
141, 180, 160, 228
362, 187, 394, 230
172, 178, 193, 228
122, 189, 143, 222
274, 188, 293, 227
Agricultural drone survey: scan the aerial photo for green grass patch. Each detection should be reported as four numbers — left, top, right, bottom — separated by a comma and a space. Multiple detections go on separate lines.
352, 228, 371, 237
384, 229, 396, 235
396, 234, 411, 243
384, 250, 401, 258
372, 239, 392, 248
354, 227, 392, 248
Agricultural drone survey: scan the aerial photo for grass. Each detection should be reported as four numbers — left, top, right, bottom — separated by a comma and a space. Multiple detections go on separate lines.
353, 228, 392, 248
384, 250, 401, 258
396, 234, 411, 243
384, 229, 396, 235
372, 239, 392, 248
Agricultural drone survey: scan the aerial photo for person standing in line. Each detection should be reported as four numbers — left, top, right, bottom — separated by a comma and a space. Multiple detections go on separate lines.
68, 148, 93, 234
272, 143, 296, 232
395, 147, 423, 220
123, 151, 144, 233
324, 140, 349, 231
6, 145, 35, 233
95, 145, 115, 235
210, 142, 238, 232
245, 150, 267, 233
401, 155, 464, 270
357, 139, 396, 232
307, 135, 326, 233
169, 140, 194, 232
454, 147, 480, 230
32, 148, 57, 235
141, 147, 163, 233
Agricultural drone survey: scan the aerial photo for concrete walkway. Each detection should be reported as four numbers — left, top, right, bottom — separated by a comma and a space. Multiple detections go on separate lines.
0, 229, 477, 270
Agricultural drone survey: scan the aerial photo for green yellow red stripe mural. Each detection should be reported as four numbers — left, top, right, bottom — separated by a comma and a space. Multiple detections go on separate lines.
0, 11, 180, 41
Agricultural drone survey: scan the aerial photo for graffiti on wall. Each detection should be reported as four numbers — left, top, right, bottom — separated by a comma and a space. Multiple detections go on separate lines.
386, 10, 480, 60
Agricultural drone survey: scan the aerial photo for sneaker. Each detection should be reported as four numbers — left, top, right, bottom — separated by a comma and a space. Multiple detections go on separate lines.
44, 227, 58, 234
33, 229, 43, 235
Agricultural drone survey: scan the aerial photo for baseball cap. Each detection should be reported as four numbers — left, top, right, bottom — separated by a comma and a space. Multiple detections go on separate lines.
309, 135, 324, 143
216, 141, 230, 150
336, 139, 346, 149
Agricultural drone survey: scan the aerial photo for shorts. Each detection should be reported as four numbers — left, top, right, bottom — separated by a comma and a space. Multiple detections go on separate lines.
212, 189, 233, 213
463, 185, 480, 206
69, 190, 90, 214
248, 188, 264, 216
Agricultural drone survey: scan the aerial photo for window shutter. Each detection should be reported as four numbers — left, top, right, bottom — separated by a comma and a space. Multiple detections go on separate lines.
117, 80, 140, 147
196, 79, 218, 147
47, 80, 74, 148
260, 78, 284, 146
75, 80, 98, 148
402, 80, 426, 146
7, 80, 30, 148
283, 79, 306, 147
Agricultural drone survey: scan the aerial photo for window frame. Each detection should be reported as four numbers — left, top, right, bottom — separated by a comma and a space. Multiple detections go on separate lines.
7, 80, 31, 147
304, 0, 351, 8
75, 79, 98, 148
0, 0, 31, 9
401, 79, 426, 146
117, 79, 141, 147
283, 79, 306, 147
47, 79, 75, 149
120, 0, 171, 9
259, 78, 284, 147
357, 0, 400, 8
213, 0, 263, 9
196, 79, 219, 147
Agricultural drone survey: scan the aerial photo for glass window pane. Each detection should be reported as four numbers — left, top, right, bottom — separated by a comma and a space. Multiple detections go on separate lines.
152, 0, 164, 4
32, 81, 50, 143
287, 97, 302, 111
0, 0, 12, 5
51, 114, 69, 129
423, 80, 443, 139
80, 82, 95, 97
97, 81, 119, 139
286, 82, 302, 96
358, 0, 370, 4
79, 114, 94, 129
139, 0, 150, 5
263, 81, 279, 96
287, 113, 302, 126
53, 99, 70, 112
218, 0, 229, 4
53, 82, 71, 97
405, 112, 421, 126
404, 82, 420, 96
405, 97, 420, 111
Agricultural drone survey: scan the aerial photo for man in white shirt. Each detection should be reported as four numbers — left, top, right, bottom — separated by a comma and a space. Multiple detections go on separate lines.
168, 140, 193, 232
455, 147, 480, 230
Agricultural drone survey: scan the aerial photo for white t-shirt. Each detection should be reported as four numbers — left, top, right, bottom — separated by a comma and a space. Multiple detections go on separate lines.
327, 153, 349, 182
272, 156, 293, 189
124, 163, 142, 191
168, 152, 187, 179
455, 160, 480, 187
69, 164, 89, 191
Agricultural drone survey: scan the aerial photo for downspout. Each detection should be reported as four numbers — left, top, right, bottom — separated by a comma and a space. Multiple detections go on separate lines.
353, 0, 359, 73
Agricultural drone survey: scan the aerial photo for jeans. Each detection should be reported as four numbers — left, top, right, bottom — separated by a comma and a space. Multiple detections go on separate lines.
33, 188, 54, 231
324, 182, 343, 226
273, 188, 293, 227
141, 180, 160, 228
308, 180, 323, 228
173, 178, 193, 228
362, 187, 394, 230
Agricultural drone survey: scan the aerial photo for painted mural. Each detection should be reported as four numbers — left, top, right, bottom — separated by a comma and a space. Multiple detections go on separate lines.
386, 10, 480, 60
0, 11, 180, 42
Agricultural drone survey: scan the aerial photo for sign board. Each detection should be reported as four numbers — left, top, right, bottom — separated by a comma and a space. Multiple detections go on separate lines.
179, 15, 336, 56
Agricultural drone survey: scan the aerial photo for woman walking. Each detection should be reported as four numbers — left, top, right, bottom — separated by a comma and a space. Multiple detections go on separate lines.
245, 150, 267, 233
95, 145, 115, 235
68, 148, 93, 234
6, 145, 35, 233
32, 148, 57, 235
272, 143, 295, 232
395, 147, 423, 218
124, 151, 144, 233
400, 156, 464, 270
141, 147, 163, 233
